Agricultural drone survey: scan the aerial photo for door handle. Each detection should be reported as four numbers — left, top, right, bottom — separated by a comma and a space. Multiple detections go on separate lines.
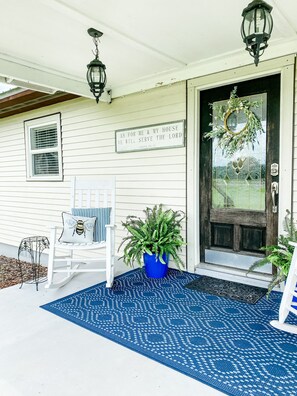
271, 182, 278, 213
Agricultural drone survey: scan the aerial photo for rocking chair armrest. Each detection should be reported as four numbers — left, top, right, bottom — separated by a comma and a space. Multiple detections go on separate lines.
105, 224, 116, 229
49, 225, 62, 239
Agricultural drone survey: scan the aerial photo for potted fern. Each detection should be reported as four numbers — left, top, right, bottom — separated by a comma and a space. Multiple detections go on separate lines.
248, 210, 297, 298
119, 204, 185, 278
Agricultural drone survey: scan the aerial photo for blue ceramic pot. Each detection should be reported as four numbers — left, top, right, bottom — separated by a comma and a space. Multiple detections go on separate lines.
143, 253, 169, 278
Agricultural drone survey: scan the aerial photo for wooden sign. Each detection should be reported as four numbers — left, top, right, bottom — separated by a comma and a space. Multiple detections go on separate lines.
115, 120, 185, 153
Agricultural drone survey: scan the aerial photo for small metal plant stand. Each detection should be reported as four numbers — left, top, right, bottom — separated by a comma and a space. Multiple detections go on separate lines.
18, 236, 49, 291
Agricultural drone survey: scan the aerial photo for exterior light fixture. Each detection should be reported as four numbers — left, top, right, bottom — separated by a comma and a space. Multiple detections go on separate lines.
86, 28, 107, 103
241, 0, 273, 66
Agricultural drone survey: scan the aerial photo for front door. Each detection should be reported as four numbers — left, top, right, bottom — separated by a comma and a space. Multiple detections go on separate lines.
200, 74, 280, 273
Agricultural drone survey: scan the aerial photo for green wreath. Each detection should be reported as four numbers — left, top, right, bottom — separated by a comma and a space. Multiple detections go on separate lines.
204, 86, 264, 157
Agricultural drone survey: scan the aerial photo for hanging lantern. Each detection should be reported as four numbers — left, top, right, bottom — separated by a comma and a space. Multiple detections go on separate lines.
241, 0, 273, 66
86, 28, 107, 103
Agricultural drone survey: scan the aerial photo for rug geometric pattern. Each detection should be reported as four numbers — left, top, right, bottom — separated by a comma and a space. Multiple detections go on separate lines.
41, 269, 297, 396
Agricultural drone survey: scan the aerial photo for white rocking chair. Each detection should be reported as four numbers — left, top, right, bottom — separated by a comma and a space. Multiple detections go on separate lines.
46, 176, 116, 289
270, 241, 297, 334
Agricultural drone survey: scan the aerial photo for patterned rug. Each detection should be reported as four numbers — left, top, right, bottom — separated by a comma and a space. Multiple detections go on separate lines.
41, 269, 297, 396
184, 276, 266, 304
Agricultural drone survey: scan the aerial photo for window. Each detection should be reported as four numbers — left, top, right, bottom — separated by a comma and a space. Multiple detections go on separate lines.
25, 113, 63, 181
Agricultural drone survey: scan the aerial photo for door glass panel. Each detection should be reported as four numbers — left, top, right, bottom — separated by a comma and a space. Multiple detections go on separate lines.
212, 93, 267, 211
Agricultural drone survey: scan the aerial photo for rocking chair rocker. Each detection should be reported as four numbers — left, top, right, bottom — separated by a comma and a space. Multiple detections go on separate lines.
46, 176, 116, 289
270, 241, 297, 334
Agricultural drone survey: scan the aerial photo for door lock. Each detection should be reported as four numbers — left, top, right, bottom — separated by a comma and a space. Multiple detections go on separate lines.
271, 182, 279, 213
271, 163, 279, 177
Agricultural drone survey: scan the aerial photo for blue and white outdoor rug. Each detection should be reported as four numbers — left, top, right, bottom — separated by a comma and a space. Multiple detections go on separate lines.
41, 269, 297, 396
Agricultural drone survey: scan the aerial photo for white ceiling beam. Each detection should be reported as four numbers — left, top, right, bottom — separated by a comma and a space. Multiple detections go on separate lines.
41, 0, 187, 67
111, 38, 297, 99
4, 78, 57, 94
2, 36, 294, 103
0, 53, 114, 101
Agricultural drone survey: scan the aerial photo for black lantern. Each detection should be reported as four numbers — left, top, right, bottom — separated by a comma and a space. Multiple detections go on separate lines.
86, 28, 107, 103
241, 0, 273, 66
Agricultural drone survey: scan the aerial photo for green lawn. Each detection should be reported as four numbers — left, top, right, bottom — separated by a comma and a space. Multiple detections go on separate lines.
212, 179, 265, 210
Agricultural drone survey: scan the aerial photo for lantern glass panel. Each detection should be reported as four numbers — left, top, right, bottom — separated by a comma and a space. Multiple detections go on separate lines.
264, 12, 273, 34
242, 7, 273, 38
254, 9, 266, 34
91, 67, 101, 83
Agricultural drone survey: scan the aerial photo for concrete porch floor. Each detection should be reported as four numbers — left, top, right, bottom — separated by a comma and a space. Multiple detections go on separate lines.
0, 261, 224, 396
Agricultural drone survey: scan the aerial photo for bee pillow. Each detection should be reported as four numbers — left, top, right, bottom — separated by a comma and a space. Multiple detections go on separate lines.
59, 212, 96, 243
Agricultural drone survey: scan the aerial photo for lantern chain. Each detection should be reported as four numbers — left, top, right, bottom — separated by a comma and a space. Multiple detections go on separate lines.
92, 36, 100, 60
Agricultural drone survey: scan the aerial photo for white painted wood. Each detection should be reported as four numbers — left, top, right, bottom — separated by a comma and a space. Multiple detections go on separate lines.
270, 241, 297, 334
270, 321, 297, 334
292, 60, 297, 220
278, 60, 295, 232
0, 55, 96, 99
0, 1, 296, 100
187, 55, 296, 280
46, 176, 116, 289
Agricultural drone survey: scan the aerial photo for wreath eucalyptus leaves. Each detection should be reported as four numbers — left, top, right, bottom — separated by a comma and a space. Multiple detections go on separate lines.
204, 86, 264, 157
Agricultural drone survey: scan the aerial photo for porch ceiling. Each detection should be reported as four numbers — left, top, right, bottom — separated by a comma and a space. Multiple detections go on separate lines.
0, 0, 296, 102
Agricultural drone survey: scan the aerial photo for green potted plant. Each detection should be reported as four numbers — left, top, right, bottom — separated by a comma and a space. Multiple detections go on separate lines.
118, 204, 186, 278
248, 210, 297, 298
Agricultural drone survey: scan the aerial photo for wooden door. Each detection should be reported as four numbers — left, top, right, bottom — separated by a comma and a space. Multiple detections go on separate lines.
200, 74, 280, 271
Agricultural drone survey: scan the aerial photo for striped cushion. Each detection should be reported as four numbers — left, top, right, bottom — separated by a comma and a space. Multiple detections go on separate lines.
71, 208, 111, 242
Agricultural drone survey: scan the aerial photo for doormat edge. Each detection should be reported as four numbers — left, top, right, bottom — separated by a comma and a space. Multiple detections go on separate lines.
184, 276, 267, 304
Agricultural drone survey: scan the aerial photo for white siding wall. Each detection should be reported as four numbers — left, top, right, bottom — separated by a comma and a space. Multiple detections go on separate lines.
0, 82, 186, 258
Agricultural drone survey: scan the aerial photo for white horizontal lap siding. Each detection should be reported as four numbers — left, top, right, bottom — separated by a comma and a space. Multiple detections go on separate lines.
62, 83, 187, 262
0, 109, 69, 247
293, 61, 297, 221
0, 82, 187, 266
0, 118, 27, 246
